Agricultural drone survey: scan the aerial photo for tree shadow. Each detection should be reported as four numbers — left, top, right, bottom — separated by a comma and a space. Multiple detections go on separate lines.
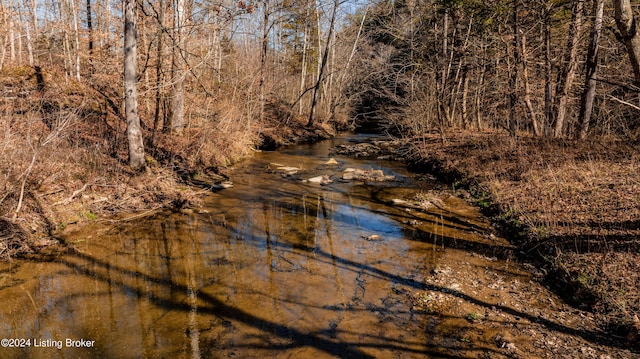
48, 228, 629, 359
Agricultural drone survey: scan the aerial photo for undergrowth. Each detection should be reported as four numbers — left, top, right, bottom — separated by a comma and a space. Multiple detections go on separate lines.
0, 65, 344, 261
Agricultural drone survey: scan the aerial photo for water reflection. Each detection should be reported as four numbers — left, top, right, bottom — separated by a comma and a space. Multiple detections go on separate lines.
0, 135, 496, 358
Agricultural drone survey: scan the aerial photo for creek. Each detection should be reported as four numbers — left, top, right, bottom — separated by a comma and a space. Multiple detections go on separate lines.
0, 133, 558, 358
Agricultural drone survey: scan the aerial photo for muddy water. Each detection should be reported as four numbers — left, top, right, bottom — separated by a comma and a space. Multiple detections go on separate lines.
0, 134, 504, 358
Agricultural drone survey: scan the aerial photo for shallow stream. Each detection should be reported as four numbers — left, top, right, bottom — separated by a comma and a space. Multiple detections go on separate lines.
0, 134, 526, 358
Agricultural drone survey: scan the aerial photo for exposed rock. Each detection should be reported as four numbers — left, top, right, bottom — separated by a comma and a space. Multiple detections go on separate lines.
333, 140, 406, 159
325, 158, 339, 165
184, 171, 232, 191
307, 175, 333, 185
341, 169, 395, 182
270, 163, 301, 175
362, 234, 382, 241
277, 166, 300, 174
334, 143, 382, 158
342, 172, 356, 180
212, 181, 234, 189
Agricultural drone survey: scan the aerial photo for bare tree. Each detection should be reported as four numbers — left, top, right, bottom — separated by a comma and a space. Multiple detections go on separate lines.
308, 0, 338, 127
543, 2, 553, 135
553, 0, 584, 137
509, 0, 520, 137
522, 33, 541, 136
86, 0, 94, 67
169, 0, 187, 134
578, 0, 604, 139
70, 0, 81, 80
124, 0, 145, 170
613, 0, 640, 84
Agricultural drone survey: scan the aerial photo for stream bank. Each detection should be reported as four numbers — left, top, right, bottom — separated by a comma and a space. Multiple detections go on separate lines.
0, 132, 638, 358
396, 130, 640, 352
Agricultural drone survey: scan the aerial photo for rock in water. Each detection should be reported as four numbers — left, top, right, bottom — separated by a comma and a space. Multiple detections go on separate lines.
363, 234, 382, 241
307, 175, 333, 185
325, 158, 339, 165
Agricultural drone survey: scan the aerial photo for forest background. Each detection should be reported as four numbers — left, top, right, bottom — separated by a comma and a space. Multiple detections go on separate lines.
0, 0, 639, 345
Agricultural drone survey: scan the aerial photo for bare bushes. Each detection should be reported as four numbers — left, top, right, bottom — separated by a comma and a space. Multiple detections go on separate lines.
167, 97, 259, 167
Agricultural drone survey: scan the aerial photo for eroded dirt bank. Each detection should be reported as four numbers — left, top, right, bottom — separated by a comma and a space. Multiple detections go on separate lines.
2, 133, 637, 358
396, 130, 640, 353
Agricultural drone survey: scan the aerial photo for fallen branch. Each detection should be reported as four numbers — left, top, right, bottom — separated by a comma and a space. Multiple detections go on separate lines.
36, 188, 65, 198
607, 95, 640, 111
53, 183, 89, 206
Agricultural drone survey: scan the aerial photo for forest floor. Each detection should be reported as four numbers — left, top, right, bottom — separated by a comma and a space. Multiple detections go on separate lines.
404, 129, 640, 350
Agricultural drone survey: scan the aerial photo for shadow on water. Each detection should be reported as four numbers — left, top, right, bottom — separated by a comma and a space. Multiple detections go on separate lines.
10, 228, 618, 358
0, 134, 628, 358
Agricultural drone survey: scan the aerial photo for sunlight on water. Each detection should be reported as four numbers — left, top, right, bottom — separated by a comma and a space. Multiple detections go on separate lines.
0, 134, 492, 358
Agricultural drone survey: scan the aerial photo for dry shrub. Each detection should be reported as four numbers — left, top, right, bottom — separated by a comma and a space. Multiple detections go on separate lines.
1, 58, 341, 260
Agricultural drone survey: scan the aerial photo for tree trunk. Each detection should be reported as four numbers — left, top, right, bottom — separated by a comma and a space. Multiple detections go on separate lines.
170, 0, 186, 134
259, 0, 269, 122
152, 0, 165, 146
299, 7, 308, 115
578, 0, 604, 139
509, 0, 519, 137
8, 0, 15, 63
0, 0, 7, 68
462, 69, 469, 128
20, 1, 34, 66
613, 0, 640, 84
554, 0, 584, 137
543, 4, 553, 136
522, 33, 541, 136
124, 0, 145, 170
70, 0, 81, 81
307, 0, 338, 127
86, 0, 94, 68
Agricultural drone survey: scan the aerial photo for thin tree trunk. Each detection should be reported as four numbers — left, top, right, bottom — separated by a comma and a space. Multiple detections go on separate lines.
509, 0, 519, 137
8, 0, 15, 62
441, 7, 448, 91
259, 0, 269, 122
554, 0, 584, 137
70, 0, 81, 81
462, 69, 469, 128
152, 0, 165, 146
332, 4, 367, 118
299, 9, 308, 115
170, 0, 186, 134
27, 0, 38, 65
124, 0, 145, 170
63, 28, 71, 82
579, 0, 604, 139
0, 0, 8, 69
544, 4, 552, 136
308, 0, 338, 127
521, 33, 540, 136
86, 0, 94, 69
20, 1, 34, 66
0, 34, 7, 70
613, 0, 640, 84
104, 0, 111, 47
475, 38, 487, 130
17, 15, 22, 64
